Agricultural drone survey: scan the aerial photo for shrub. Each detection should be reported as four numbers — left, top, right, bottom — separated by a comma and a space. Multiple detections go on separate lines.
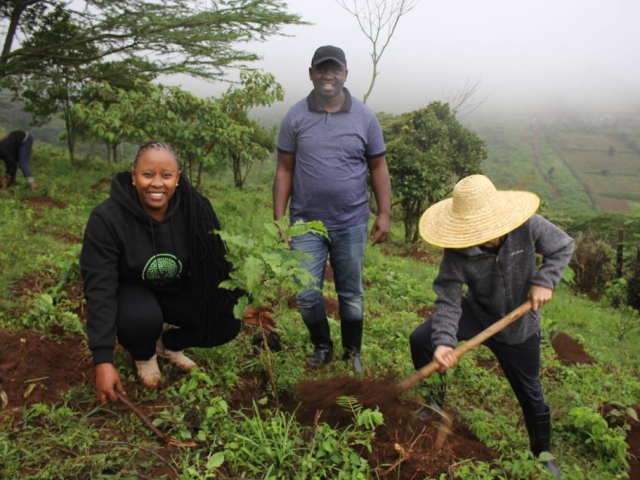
601, 278, 640, 341
569, 233, 616, 298
564, 406, 629, 474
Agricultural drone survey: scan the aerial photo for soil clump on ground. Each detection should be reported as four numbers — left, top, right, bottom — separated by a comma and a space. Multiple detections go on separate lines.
551, 331, 596, 365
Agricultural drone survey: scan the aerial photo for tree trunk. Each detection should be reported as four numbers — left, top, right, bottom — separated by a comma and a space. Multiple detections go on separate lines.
196, 161, 203, 190
362, 58, 378, 105
1, 1, 40, 63
233, 155, 243, 189
105, 142, 114, 165
62, 92, 76, 165
111, 143, 119, 164
617, 229, 624, 278
67, 132, 75, 165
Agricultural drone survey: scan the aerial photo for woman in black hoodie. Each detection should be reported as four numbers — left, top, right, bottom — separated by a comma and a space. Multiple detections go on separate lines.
81, 141, 275, 403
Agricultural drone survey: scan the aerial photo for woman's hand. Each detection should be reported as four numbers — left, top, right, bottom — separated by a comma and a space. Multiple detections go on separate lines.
433, 345, 457, 374
242, 305, 277, 332
528, 285, 553, 311
95, 363, 126, 403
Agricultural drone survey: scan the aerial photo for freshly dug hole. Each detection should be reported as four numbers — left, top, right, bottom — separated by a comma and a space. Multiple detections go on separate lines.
295, 373, 415, 427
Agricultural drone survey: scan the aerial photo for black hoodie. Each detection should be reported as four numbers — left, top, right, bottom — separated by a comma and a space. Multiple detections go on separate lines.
81, 171, 191, 364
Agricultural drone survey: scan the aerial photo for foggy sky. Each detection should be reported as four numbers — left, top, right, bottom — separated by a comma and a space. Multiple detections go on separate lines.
167, 0, 640, 119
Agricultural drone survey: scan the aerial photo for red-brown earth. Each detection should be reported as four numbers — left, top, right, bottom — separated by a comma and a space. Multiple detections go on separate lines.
2, 195, 638, 478
4, 273, 638, 478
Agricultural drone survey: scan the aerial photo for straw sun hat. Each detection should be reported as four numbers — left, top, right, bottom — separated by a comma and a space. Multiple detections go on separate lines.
419, 175, 540, 248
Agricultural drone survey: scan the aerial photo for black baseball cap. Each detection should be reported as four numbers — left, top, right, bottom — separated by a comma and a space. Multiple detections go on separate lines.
311, 45, 347, 68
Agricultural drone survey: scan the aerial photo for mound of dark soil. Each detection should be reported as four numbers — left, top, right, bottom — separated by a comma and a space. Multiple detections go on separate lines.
27, 194, 66, 209
551, 331, 595, 365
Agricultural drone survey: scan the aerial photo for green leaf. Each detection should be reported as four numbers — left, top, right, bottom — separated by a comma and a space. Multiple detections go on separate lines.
538, 451, 555, 462
206, 451, 224, 468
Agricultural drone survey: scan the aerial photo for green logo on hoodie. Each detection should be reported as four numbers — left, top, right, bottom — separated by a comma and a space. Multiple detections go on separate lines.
142, 254, 182, 283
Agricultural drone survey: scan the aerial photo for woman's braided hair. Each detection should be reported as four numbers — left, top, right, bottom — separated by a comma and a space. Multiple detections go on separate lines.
134, 141, 238, 339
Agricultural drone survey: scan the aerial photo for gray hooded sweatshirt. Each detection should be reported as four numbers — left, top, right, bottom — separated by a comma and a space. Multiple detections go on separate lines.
431, 214, 574, 347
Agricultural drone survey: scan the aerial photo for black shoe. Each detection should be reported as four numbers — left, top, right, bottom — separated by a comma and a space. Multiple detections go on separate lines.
342, 351, 363, 375
306, 347, 333, 368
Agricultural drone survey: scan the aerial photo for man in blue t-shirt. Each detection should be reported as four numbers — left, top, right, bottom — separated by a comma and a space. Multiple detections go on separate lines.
273, 45, 391, 374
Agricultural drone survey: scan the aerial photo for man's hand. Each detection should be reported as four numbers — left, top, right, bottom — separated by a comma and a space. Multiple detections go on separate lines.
370, 213, 390, 246
528, 285, 553, 311
242, 305, 277, 332
276, 226, 291, 246
95, 363, 125, 404
433, 345, 457, 374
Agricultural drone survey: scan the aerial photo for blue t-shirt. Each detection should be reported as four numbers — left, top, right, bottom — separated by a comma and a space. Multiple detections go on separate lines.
277, 88, 386, 230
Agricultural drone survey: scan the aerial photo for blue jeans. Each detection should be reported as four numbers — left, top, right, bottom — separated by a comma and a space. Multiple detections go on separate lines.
17, 134, 34, 179
290, 221, 368, 326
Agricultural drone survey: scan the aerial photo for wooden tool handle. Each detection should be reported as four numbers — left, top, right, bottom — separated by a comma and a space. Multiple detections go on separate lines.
397, 301, 532, 391
116, 391, 197, 447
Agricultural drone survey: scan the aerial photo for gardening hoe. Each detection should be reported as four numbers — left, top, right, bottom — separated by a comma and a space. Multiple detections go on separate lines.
398, 301, 533, 392
116, 391, 197, 447
295, 302, 533, 449
400, 301, 532, 448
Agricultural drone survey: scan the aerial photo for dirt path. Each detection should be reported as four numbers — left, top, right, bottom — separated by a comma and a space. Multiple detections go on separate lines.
521, 136, 562, 200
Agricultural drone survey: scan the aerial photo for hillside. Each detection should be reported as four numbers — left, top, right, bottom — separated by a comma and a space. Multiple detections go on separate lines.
0, 135, 639, 478
4, 96, 640, 218
477, 112, 640, 216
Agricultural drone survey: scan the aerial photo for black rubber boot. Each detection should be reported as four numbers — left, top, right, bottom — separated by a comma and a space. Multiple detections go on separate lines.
341, 320, 363, 375
527, 406, 562, 479
305, 321, 333, 368
416, 374, 447, 420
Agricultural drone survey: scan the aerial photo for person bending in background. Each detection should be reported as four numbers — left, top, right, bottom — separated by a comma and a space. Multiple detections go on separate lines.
0, 130, 38, 189
81, 141, 275, 403
409, 174, 573, 478
273, 45, 391, 374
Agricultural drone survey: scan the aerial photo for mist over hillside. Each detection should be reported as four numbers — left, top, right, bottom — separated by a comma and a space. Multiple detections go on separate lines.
3, 83, 640, 218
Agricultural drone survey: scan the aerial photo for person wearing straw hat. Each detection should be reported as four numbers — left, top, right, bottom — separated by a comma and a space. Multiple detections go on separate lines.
409, 174, 573, 478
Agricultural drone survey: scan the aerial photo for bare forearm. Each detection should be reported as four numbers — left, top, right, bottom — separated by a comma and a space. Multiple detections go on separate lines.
370, 160, 391, 215
273, 152, 295, 221
272, 170, 292, 221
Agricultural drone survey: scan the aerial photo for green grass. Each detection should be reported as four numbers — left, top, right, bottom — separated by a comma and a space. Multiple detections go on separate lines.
1, 133, 639, 479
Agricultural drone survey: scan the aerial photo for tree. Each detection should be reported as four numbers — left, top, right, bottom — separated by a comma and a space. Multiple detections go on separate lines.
81, 61, 157, 165
69, 63, 156, 165
446, 77, 489, 118
218, 71, 283, 188
382, 101, 487, 244
73, 72, 283, 188
336, 0, 419, 104
16, 5, 100, 165
1, 1, 303, 80
1, 0, 302, 161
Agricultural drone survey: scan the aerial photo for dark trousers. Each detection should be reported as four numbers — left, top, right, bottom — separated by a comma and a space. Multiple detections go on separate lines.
409, 301, 547, 418
116, 284, 241, 361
